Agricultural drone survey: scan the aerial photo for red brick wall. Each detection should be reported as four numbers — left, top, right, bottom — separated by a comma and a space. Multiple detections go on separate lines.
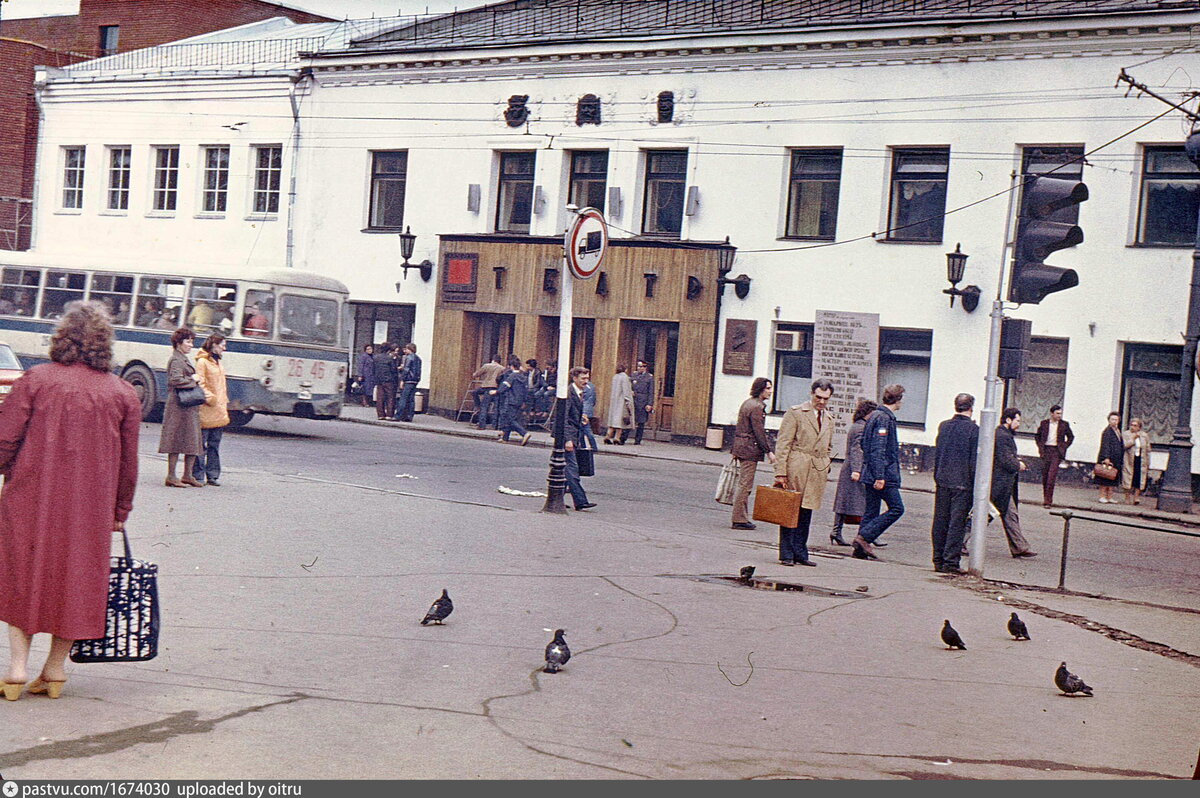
0, 15, 81, 54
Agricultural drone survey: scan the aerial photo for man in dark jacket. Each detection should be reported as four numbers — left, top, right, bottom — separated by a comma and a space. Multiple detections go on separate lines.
393, 343, 422, 422
492, 356, 532, 445
628, 360, 656, 445
930, 393, 979, 574
1034, 404, 1074, 507
563, 367, 595, 510
855, 383, 906, 560
372, 343, 399, 419
992, 407, 1036, 558
730, 377, 778, 530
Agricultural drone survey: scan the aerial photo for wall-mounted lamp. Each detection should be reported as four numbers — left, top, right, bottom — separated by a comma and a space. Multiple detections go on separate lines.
716, 236, 751, 299
942, 243, 980, 312
397, 227, 434, 282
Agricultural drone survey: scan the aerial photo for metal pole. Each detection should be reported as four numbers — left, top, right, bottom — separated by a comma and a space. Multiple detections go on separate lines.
1057, 511, 1073, 591
542, 247, 573, 514
967, 171, 1021, 576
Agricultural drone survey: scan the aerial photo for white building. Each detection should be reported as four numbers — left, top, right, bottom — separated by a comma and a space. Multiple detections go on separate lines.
17, 0, 1200, 479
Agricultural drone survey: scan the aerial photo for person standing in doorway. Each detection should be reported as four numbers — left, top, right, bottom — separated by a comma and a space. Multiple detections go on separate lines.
394, 343, 422, 422
830, 398, 877, 547
930, 393, 978, 574
355, 344, 376, 408
771, 378, 835, 567
730, 378, 777, 531
854, 384, 906, 560
564, 367, 596, 511
1122, 417, 1151, 505
992, 407, 1037, 558
192, 334, 229, 487
629, 360, 656, 445
373, 343, 398, 420
1095, 411, 1123, 504
1035, 404, 1074, 508
604, 365, 634, 445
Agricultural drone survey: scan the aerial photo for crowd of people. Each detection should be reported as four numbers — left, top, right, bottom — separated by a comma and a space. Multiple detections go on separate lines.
354, 342, 423, 423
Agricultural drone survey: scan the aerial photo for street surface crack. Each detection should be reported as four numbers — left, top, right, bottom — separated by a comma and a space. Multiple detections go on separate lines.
847, 752, 1182, 779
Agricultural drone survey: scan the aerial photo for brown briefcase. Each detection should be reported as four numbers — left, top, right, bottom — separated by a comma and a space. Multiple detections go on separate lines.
752, 485, 803, 527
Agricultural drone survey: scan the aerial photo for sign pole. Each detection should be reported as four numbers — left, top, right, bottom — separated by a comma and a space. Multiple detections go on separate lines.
542, 247, 573, 514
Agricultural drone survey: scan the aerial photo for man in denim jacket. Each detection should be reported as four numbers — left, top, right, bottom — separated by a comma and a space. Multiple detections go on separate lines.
854, 383, 906, 560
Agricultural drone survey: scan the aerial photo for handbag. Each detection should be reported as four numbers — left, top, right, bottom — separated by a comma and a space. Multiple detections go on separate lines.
575, 436, 595, 478
715, 459, 739, 505
1093, 462, 1119, 481
176, 384, 207, 408
70, 529, 160, 663
752, 485, 803, 527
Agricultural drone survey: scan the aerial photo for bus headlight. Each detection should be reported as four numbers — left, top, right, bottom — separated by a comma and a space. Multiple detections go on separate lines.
262, 359, 274, 371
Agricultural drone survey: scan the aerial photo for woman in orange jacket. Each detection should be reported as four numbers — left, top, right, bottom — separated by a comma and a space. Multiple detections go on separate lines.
192, 333, 230, 486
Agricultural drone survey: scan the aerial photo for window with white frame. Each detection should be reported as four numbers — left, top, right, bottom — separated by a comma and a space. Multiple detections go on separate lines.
1005, 337, 1069, 434
368, 150, 407, 229
495, 151, 535, 233
152, 146, 180, 212
1137, 145, 1200, 246
886, 148, 949, 242
1122, 343, 1182, 445
786, 148, 842, 239
568, 150, 608, 212
62, 147, 85, 209
642, 149, 687, 236
878, 328, 932, 427
252, 145, 283, 215
202, 146, 230, 213
772, 324, 814, 413
106, 147, 130, 211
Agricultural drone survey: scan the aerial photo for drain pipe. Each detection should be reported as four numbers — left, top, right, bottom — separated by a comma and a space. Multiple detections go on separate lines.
285, 68, 311, 269
28, 72, 50, 252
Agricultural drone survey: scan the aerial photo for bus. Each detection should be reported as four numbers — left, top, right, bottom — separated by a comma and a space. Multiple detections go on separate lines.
0, 258, 350, 425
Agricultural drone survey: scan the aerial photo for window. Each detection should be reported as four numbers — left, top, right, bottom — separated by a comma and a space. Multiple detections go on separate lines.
642, 149, 687, 236
495, 151, 535, 233
786, 149, 842, 239
242, 289, 274, 338
1006, 337, 1069, 432
253, 146, 283, 215
772, 324, 814, 413
279, 294, 338, 345
89, 273, 135, 325
202, 146, 230, 213
1137, 146, 1200, 246
569, 151, 608, 212
39, 271, 86, 319
98, 25, 119, 57
152, 146, 179, 212
886, 148, 949, 242
134, 277, 185, 330
1020, 145, 1084, 226
0, 268, 41, 317
186, 281, 237, 336
368, 151, 407, 229
1122, 344, 1182, 445
62, 147, 85, 209
107, 147, 130, 211
878, 329, 932, 426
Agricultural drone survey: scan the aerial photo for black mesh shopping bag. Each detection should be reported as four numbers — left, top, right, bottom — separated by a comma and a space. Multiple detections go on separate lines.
70, 529, 160, 663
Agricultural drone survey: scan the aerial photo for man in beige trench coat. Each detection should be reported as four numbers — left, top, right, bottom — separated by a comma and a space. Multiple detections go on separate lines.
772, 378, 835, 566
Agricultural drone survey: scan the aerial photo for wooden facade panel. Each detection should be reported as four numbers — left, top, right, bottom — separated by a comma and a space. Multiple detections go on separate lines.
431, 307, 467, 412
673, 320, 717, 439
513, 314, 540, 366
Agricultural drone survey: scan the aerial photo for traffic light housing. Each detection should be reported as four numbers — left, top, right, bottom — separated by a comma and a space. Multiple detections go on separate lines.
1009, 175, 1087, 305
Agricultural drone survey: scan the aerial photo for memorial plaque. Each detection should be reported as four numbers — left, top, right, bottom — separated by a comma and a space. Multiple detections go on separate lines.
722, 319, 757, 376
812, 310, 879, 457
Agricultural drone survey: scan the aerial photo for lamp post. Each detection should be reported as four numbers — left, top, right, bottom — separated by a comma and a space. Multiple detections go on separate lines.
1156, 129, 1200, 513
715, 237, 752, 299
943, 243, 981, 312
396, 226, 434, 283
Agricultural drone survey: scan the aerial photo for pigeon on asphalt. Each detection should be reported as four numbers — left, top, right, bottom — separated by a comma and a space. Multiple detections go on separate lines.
739, 565, 756, 583
941, 619, 967, 650
420, 589, 453, 625
1055, 662, 1094, 696
1007, 612, 1031, 640
543, 629, 571, 673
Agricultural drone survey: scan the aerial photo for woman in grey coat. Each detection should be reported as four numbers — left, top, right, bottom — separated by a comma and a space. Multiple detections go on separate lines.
830, 398, 877, 546
158, 327, 203, 487
603, 365, 634, 445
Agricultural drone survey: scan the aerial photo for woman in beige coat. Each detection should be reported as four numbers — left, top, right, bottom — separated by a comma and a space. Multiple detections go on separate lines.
771, 378, 835, 566
603, 365, 635, 445
192, 333, 230, 486
1121, 417, 1151, 505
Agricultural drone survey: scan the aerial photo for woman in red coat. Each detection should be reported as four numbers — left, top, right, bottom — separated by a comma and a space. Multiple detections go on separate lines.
0, 302, 141, 700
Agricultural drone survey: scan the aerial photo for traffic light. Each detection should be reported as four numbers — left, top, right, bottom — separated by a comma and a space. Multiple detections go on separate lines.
1009, 175, 1087, 305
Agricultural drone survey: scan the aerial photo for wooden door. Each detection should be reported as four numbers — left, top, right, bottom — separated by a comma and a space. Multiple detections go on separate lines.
628, 321, 678, 440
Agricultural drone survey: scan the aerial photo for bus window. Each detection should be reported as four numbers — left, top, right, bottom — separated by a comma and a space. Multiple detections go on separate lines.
242, 289, 274, 338
0, 269, 40, 317
279, 294, 338, 346
89, 273, 135, 325
40, 271, 87, 319
187, 281, 237, 337
135, 277, 185, 331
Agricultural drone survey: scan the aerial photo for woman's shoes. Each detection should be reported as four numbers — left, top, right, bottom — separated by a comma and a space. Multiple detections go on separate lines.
164, 476, 186, 487
2, 681, 25, 701
28, 675, 66, 699
830, 532, 850, 546
181, 476, 204, 488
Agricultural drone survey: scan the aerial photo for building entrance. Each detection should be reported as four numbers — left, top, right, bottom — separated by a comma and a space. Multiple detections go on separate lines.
622, 320, 678, 439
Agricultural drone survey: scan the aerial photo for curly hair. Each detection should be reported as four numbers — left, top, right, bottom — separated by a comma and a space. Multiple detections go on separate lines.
170, 327, 194, 348
49, 301, 114, 372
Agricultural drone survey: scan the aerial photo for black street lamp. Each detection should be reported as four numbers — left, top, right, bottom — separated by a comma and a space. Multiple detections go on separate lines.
943, 243, 981, 312
397, 226, 434, 282
715, 236, 751, 299
1156, 129, 1200, 513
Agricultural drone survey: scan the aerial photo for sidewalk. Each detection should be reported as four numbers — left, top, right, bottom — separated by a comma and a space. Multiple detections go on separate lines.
335, 404, 1200, 529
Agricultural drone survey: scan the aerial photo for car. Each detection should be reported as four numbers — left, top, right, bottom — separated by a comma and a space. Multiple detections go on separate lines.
0, 343, 25, 404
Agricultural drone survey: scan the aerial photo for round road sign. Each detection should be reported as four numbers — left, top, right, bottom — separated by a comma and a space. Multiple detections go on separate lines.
566, 207, 608, 280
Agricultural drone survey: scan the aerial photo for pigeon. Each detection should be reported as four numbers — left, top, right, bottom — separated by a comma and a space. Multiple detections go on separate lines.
1007, 612, 1031, 641
420, 589, 453, 625
1054, 662, 1094, 697
941, 619, 966, 650
543, 629, 571, 673
738, 565, 756, 583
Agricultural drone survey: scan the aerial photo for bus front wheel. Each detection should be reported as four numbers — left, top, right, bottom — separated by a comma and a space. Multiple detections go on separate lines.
227, 410, 254, 428
122, 364, 159, 421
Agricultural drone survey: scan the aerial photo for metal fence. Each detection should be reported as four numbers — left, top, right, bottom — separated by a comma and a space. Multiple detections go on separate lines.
1050, 509, 1200, 590
65, 37, 330, 73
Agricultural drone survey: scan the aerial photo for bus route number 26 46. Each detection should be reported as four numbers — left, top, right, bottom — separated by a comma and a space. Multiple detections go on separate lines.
285, 358, 326, 380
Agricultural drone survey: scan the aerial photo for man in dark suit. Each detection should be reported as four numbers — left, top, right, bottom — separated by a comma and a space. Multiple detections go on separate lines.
564, 367, 595, 510
930, 393, 978, 574
992, 407, 1036, 558
628, 360, 656, 445
372, 343, 398, 420
1035, 404, 1074, 507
